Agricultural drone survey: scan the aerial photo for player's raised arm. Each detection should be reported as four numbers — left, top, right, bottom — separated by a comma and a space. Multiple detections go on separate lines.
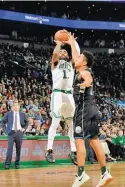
71, 41, 80, 66
63, 33, 81, 64
71, 41, 81, 65
51, 41, 62, 69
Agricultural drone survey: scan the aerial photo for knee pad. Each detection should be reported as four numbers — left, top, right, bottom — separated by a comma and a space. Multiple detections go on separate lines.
59, 102, 74, 119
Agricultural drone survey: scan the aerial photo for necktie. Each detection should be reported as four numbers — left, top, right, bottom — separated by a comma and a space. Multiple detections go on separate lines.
15, 113, 17, 132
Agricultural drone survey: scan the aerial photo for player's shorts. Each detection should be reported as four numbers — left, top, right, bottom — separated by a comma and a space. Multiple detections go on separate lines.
50, 89, 75, 119
74, 102, 99, 139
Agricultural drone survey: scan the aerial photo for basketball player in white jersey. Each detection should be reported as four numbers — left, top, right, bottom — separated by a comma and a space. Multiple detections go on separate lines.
46, 40, 80, 164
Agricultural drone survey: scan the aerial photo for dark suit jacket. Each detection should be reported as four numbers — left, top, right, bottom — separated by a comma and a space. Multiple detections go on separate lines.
1, 111, 28, 134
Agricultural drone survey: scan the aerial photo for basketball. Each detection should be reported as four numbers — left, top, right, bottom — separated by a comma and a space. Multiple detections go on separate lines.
54, 30, 69, 42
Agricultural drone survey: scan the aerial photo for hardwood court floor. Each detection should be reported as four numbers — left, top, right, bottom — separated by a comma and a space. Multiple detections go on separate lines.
0, 162, 125, 187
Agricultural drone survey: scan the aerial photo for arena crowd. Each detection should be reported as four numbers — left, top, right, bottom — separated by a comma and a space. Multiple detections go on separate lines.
0, 40, 125, 162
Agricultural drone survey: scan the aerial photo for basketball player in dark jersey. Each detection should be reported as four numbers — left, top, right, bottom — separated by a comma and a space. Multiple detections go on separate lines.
63, 33, 113, 187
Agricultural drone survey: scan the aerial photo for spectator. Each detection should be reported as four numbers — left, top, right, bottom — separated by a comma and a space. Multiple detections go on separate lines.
114, 130, 125, 159
0, 40, 125, 165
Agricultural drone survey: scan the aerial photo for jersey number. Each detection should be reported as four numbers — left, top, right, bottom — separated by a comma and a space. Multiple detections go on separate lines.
63, 70, 68, 79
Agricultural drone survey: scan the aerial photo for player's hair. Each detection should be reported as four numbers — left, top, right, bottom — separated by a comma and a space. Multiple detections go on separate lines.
61, 44, 72, 59
82, 50, 94, 68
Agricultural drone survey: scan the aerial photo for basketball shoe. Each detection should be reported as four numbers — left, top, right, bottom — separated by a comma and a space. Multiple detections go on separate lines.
69, 151, 77, 165
45, 149, 55, 163
96, 170, 113, 187
72, 171, 90, 187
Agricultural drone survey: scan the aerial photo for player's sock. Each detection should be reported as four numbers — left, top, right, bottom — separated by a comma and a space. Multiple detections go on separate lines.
78, 166, 84, 177
47, 117, 60, 150
68, 120, 77, 152
47, 140, 54, 150
101, 166, 107, 175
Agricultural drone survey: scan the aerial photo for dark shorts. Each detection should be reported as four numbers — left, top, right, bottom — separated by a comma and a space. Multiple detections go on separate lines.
74, 103, 99, 139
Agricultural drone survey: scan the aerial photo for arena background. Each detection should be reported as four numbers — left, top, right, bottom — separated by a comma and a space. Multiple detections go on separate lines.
0, 1, 125, 187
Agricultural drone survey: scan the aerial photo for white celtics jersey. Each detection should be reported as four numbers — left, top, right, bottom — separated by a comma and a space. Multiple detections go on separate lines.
52, 59, 74, 90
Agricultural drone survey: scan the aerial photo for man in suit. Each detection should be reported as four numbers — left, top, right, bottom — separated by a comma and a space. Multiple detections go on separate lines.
2, 101, 28, 169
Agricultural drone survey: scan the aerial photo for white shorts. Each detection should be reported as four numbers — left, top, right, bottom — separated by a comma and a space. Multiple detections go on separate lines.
50, 90, 75, 119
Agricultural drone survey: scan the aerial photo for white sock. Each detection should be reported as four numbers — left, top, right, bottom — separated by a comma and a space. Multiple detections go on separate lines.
47, 117, 60, 150
67, 120, 76, 152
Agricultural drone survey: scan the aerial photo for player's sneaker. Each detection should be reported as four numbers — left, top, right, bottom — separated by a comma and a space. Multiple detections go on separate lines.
72, 171, 90, 187
96, 171, 113, 187
45, 150, 55, 163
69, 151, 77, 165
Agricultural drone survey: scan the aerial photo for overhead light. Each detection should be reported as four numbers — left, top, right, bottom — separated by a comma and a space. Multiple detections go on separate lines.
92, 4, 95, 7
